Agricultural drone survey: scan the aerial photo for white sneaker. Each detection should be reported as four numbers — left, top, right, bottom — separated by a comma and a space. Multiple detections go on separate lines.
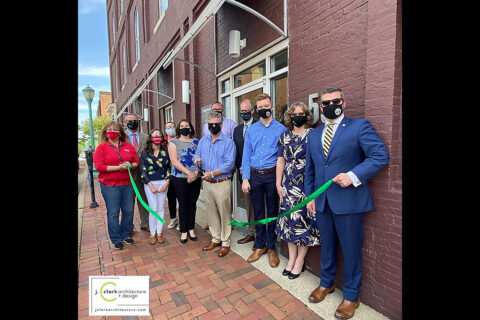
167, 218, 178, 229
176, 225, 180, 231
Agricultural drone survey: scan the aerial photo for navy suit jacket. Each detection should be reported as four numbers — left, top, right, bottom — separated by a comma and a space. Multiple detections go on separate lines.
305, 116, 389, 214
233, 119, 258, 171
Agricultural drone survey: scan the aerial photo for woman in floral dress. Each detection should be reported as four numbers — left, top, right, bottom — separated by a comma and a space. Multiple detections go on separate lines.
275, 102, 321, 279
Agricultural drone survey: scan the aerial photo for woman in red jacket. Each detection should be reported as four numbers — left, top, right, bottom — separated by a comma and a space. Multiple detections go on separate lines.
93, 120, 140, 250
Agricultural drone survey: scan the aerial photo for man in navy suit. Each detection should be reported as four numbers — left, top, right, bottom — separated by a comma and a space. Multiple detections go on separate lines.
305, 87, 389, 319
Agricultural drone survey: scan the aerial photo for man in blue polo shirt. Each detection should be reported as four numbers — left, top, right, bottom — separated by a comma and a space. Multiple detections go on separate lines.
194, 111, 236, 257
241, 93, 287, 267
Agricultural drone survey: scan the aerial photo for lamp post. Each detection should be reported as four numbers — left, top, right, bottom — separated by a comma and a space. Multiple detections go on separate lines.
82, 85, 99, 208
82, 85, 96, 149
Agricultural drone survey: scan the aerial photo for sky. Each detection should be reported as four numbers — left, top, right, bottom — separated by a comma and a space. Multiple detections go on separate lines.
78, 0, 111, 127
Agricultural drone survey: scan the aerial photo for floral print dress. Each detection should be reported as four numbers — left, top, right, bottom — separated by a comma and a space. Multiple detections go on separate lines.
275, 128, 321, 246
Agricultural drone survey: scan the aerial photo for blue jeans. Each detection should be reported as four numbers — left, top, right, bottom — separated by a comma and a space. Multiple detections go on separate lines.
99, 182, 134, 244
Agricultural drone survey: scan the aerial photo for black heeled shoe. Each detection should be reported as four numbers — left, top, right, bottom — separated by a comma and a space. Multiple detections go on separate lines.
288, 264, 306, 280
188, 231, 197, 241
282, 269, 292, 276
180, 233, 188, 244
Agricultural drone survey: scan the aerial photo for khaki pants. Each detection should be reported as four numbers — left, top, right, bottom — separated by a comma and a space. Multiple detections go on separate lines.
203, 179, 232, 247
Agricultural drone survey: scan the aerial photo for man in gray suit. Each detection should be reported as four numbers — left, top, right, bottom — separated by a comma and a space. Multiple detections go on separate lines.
124, 113, 150, 234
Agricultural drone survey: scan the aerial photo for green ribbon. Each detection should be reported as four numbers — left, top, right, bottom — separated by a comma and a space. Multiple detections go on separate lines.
127, 163, 165, 224
229, 179, 333, 226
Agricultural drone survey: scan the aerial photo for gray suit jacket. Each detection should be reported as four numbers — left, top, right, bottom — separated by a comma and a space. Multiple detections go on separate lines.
128, 130, 149, 180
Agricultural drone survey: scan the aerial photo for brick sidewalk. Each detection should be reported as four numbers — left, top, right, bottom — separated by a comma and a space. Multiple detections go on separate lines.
78, 177, 323, 320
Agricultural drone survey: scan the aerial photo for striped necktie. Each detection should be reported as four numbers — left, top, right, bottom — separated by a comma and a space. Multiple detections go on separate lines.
323, 122, 335, 157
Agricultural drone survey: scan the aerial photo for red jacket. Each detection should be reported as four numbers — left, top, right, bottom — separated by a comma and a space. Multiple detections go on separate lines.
93, 141, 140, 186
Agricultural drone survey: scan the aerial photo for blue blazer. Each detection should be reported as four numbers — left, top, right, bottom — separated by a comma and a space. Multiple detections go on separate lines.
305, 116, 390, 214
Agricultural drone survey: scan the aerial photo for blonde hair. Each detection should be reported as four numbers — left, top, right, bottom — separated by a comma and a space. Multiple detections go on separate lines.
283, 102, 312, 131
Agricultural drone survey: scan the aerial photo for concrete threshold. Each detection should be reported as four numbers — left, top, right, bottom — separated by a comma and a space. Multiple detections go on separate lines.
195, 205, 390, 320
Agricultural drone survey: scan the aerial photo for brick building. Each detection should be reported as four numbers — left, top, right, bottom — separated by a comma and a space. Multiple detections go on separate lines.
106, 0, 402, 318
95, 91, 113, 118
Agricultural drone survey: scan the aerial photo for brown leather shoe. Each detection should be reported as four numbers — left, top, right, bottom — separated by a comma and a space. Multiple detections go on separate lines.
156, 233, 164, 244
237, 235, 255, 244
218, 246, 230, 257
268, 249, 279, 267
247, 246, 268, 263
308, 285, 335, 303
204, 223, 209, 230
140, 226, 150, 233
334, 298, 360, 319
148, 235, 156, 245
202, 242, 221, 251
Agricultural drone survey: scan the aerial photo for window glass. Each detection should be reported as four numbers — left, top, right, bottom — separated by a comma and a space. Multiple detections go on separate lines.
135, 9, 140, 62
161, 0, 168, 13
221, 79, 230, 94
234, 61, 265, 88
270, 49, 288, 73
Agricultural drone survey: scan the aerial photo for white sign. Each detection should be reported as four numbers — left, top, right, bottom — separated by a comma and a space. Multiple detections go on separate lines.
89, 276, 150, 316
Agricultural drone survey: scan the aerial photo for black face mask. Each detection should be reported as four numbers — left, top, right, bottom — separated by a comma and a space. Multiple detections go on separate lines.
291, 115, 307, 128
208, 123, 222, 135
239, 111, 252, 121
126, 120, 139, 130
322, 104, 343, 120
179, 127, 191, 136
258, 108, 272, 119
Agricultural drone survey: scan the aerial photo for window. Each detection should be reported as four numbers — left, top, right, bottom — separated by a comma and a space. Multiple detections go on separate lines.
134, 96, 142, 117
160, 0, 168, 16
156, 64, 174, 108
234, 61, 265, 88
112, 13, 116, 46
122, 44, 127, 88
134, 8, 140, 62
154, 0, 168, 34
165, 105, 173, 123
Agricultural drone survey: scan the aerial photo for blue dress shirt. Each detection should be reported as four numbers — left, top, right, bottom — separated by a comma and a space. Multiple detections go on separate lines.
193, 133, 236, 179
126, 129, 138, 146
241, 119, 287, 180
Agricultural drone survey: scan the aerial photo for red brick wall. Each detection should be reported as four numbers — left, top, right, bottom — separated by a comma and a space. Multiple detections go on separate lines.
216, 0, 284, 74
107, 0, 402, 318
286, 1, 402, 319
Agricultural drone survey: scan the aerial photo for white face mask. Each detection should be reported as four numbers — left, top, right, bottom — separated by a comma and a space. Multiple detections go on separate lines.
166, 127, 176, 136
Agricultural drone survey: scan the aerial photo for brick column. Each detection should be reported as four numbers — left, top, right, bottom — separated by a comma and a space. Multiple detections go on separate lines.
362, 0, 402, 319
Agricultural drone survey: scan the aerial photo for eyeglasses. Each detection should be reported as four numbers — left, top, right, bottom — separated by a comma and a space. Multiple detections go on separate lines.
321, 98, 343, 106
292, 112, 305, 117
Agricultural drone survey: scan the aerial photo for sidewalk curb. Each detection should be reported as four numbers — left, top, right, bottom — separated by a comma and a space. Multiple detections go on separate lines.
78, 162, 87, 267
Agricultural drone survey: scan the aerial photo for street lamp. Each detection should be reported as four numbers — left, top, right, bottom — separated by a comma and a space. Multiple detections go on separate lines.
82, 84, 99, 208
82, 84, 96, 149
